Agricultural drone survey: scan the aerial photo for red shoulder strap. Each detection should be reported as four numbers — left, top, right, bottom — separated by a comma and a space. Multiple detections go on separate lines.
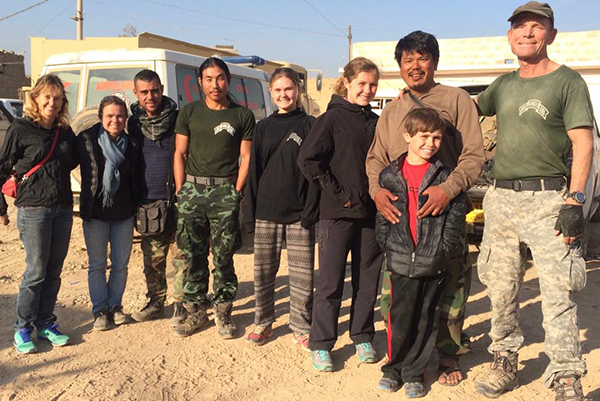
23, 127, 60, 179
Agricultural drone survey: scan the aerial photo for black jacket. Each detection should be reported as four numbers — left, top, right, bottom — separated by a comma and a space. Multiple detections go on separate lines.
77, 123, 141, 221
126, 104, 177, 203
243, 109, 319, 231
375, 154, 466, 278
297, 95, 378, 220
0, 117, 77, 215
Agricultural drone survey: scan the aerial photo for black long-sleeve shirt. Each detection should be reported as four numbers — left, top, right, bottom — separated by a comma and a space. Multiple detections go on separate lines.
243, 109, 319, 231
0, 117, 78, 215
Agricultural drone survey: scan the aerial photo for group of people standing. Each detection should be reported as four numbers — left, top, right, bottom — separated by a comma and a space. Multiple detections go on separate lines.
1, 2, 593, 400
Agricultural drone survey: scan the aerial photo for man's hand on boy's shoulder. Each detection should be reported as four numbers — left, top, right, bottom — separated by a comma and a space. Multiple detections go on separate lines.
417, 185, 450, 218
375, 188, 401, 224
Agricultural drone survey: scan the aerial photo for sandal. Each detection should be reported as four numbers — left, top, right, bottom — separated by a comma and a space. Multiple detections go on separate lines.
438, 362, 465, 387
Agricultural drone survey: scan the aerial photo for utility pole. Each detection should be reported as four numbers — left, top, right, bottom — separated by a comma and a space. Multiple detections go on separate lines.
71, 0, 83, 40
348, 25, 353, 61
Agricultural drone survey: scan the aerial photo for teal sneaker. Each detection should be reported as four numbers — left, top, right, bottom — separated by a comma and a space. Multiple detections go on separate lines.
310, 350, 334, 372
37, 324, 70, 347
14, 328, 37, 354
356, 342, 377, 363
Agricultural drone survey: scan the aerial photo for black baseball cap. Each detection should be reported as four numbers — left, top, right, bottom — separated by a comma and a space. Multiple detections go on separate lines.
508, 1, 554, 24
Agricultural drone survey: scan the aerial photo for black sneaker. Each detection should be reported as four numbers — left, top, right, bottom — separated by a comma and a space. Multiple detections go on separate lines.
93, 309, 111, 331
132, 299, 165, 322
110, 306, 129, 325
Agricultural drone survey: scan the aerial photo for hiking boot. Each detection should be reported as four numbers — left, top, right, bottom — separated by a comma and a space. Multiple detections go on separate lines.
552, 372, 584, 401
214, 302, 236, 339
355, 342, 377, 363
291, 331, 310, 352
246, 324, 273, 346
310, 350, 334, 372
169, 302, 187, 327
36, 324, 70, 347
13, 328, 37, 354
475, 351, 519, 398
93, 309, 111, 331
172, 303, 209, 338
132, 299, 164, 322
110, 306, 129, 325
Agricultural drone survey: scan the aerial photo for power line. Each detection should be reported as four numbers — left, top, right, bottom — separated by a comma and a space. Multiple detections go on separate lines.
145, 0, 345, 38
302, 0, 347, 37
0, 0, 50, 23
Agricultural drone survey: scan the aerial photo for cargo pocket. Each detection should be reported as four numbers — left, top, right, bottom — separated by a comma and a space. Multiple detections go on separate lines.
564, 246, 587, 293
476, 242, 493, 285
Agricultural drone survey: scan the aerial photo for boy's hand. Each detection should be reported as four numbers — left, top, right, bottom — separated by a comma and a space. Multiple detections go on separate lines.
418, 186, 450, 217
375, 188, 401, 224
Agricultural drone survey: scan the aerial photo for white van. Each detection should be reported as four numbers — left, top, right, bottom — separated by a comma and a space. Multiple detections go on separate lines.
40, 48, 275, 125
39, 48, 275, 212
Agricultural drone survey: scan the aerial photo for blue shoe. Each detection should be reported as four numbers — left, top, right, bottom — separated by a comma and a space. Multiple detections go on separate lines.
379, 377, 400, 392
37, 324, 70, 347
355, 342, 377, 363
13, 328, 37, 354
310, 350, 334, 372
405, 382, 426, 398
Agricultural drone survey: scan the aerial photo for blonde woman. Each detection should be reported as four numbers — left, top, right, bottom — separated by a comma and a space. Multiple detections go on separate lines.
0, 74, 77, 354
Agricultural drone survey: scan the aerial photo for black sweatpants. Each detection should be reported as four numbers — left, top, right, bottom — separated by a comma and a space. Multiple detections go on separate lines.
309, 218, 383, 351
381, 272, 446, 383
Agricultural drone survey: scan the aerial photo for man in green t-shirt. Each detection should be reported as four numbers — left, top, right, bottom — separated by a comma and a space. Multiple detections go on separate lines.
475, 3, 593, 400
171, 57, 255, 340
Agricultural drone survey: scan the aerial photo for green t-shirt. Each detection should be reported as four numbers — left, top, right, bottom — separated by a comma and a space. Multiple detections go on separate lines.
478, 65, 593, 180
175, 100, 255, 177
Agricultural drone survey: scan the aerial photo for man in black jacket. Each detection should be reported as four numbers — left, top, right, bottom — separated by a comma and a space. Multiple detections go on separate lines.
127, 70, 183, 324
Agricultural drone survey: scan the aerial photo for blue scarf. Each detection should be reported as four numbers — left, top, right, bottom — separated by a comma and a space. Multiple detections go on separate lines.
97, 126, 128, 208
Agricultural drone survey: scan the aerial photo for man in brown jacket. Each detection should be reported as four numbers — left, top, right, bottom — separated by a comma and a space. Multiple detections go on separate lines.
366, 30, 484, 386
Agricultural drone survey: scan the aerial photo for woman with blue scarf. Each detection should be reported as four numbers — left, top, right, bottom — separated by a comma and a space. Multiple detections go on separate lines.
77, 95, 140, 331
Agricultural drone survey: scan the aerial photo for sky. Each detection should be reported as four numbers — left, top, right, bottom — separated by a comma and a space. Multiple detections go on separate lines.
1, 0, 600, 77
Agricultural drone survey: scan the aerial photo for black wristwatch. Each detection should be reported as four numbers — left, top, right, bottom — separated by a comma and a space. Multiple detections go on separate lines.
567, 191, 586, 204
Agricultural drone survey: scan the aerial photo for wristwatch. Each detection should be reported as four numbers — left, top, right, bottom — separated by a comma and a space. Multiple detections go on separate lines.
567, 191, 586, 204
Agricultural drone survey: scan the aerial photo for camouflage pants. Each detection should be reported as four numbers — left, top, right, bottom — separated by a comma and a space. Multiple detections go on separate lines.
477, 186, 587, 387
380, 234, 472, 357
140, 209, 184, 302
172, 181, 242, 307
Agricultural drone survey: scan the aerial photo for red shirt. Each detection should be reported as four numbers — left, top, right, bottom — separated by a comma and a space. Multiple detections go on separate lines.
402, 159, 430, 245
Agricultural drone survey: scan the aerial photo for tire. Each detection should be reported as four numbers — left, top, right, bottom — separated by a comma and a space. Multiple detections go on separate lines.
70, 104, 100, 135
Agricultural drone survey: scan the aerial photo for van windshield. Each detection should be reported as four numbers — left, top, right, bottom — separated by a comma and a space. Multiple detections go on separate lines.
48, 70, 81, 118
86, 67, 148, 110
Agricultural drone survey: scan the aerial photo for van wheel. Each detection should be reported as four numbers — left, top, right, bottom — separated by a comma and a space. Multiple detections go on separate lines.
71, 104, 100, 135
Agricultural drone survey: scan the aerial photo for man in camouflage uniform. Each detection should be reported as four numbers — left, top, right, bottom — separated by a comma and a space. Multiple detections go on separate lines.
127, 70, 184, 324
475, 3, 592, 400
366, 30, 484, 385
171, 58, 255, 339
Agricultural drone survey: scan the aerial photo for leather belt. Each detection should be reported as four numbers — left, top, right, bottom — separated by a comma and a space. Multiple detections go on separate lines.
493, 177, 566, 191
186, 175, 236, 185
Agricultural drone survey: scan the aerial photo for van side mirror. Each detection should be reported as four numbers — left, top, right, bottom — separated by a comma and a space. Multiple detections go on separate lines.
316, 72, 323, 92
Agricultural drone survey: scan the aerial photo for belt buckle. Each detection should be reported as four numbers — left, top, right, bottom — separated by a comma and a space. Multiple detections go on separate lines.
206, 177, 215, 186
512, 180, 523, 191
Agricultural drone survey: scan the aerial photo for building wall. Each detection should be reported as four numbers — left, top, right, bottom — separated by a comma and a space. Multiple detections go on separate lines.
0, 51, 29, 99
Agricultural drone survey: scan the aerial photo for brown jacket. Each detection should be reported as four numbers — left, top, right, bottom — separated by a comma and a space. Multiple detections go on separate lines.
366, 83, 485, 200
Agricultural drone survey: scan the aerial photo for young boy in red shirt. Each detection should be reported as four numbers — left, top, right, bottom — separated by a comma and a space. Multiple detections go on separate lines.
375, 108, 467, 398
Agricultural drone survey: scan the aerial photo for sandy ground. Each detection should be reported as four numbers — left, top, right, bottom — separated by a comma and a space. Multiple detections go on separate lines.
1, 198, 600, 401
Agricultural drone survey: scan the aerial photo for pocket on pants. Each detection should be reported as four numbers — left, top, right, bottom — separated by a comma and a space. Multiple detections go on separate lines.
476, 242, 492, 285
564, 246, 587, 293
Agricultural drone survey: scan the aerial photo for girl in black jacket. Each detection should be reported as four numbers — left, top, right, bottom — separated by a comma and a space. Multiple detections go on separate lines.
0, 74, 77, 354
77, 96, 140, 332
297, 58, 384, 371
243, 68, 318, 350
